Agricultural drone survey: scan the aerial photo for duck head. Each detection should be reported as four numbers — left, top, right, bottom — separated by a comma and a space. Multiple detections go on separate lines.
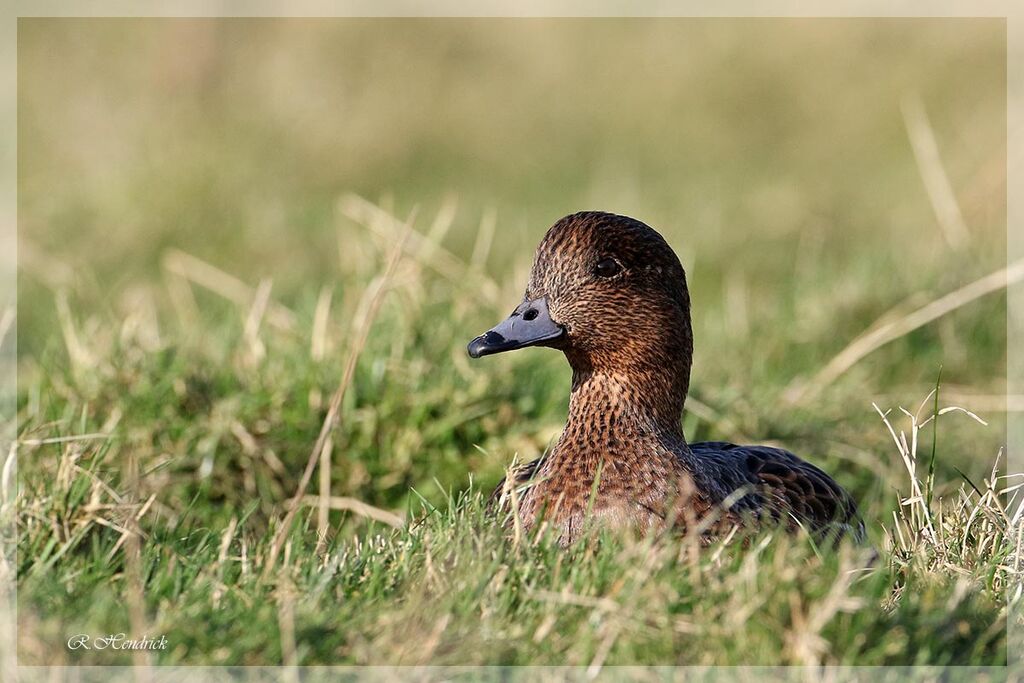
468, 212, 694, 424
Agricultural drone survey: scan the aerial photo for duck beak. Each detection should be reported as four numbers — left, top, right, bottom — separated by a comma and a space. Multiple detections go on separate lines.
467, 297, 565, 358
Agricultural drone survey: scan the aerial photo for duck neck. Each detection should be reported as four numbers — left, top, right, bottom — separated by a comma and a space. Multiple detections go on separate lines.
563, 353, 690, 444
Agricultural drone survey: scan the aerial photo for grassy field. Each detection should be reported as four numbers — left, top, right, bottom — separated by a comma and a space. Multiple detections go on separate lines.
12, 19, 1018, 669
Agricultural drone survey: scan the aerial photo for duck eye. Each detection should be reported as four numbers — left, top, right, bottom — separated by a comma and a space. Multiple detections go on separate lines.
594, 258, 622, 278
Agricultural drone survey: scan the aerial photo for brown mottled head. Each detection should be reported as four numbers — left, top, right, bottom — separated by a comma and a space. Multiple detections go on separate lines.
468, 212, 693, 395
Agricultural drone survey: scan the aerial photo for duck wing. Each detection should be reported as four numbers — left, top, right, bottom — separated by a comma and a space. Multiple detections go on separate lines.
689, 441, 866, 543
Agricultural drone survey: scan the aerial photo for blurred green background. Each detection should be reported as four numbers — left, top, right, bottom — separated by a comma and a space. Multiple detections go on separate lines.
17, 17, 1006, 529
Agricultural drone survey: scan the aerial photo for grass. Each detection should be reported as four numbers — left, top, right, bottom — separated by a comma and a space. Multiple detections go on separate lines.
11, 18, 1018, 670
12, 371, 1018, 667
14, 198, 1019, 668
13, 365, 1020, 668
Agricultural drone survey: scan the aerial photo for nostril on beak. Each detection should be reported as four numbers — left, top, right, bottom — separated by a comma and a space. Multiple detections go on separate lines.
523, 308, 539, 321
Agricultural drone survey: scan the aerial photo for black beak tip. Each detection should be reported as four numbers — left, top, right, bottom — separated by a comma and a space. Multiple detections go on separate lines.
467, 331, 506, 359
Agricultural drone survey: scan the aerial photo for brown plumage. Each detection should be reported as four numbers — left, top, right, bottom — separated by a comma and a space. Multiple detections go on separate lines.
468, 211, 865, 546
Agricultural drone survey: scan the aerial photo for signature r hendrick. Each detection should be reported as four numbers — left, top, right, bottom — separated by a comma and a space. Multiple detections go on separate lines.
67, 633, 168, 651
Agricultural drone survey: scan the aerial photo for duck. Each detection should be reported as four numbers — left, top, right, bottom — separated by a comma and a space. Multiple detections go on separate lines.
467, 211, 865, 546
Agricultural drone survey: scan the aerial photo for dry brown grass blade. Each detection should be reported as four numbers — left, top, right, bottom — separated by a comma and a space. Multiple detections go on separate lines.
20, 433, 111, 446
242, 278, 273, 363
123, 452, 152, 675
55, 289, 95, 371
338, 193, 502, 304
314, 435, 333, 554
902, 94, 970, 250
262, 211, 412, 579
161, 248, 297, 332
874, 389, 1024, 414
471, 207, 497, 271
276, 583, 299, 683
310, 285, 333, 362
302, 494, 404, 530
787, 258, 1024, 403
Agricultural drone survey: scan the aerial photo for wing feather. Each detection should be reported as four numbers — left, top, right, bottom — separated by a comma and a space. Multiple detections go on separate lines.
690, 441, 865, 542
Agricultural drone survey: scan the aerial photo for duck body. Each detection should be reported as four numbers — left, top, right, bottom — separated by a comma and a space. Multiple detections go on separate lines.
469, 211, 864, 546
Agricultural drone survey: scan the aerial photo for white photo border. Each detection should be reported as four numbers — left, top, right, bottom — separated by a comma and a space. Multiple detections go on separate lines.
2, 3, 1018, 681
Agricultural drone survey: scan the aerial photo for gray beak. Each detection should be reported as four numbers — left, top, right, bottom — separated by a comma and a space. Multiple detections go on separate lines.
467, 297, 565, 358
